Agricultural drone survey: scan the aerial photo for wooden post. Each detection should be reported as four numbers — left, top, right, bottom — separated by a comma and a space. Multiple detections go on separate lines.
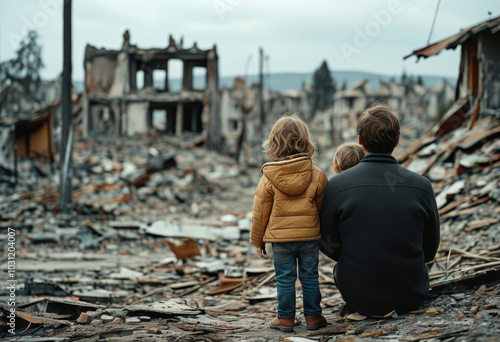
59, 0, 72, 209
259, 47, 264, 128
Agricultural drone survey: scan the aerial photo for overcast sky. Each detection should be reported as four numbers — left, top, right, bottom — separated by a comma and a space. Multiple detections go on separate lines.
0, 0, 498, 82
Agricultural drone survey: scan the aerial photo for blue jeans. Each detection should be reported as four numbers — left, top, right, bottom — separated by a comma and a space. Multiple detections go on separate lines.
272, 240, 322, 318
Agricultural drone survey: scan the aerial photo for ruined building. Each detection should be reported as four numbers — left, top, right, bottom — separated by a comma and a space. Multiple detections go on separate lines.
220, 79, 309, 161
398, 15, 500, 172
82, 31, 220, 149
404, 15, 500, 132
328, 78, 455, 142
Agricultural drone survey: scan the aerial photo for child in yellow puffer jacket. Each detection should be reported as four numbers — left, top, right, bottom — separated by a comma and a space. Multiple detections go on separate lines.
250, 114, 328, 332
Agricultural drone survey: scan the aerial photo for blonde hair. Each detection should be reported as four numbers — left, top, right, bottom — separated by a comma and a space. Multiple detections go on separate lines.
331, 143, 365, 173
264, 115, 315, 161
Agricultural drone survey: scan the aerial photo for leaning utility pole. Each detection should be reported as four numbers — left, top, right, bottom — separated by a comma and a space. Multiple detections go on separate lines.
59, 0, 73, 209
259, 47, 264, 131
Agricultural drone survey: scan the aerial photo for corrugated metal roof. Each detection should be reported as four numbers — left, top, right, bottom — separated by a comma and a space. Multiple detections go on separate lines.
404, 16, 500, 60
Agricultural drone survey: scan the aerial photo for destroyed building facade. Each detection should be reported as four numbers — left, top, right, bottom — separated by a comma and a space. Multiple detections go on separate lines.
82, 31, 220, 148
326, 78, 455, 142
405, 15, 500, 132
220, 74, 455, 161
0, 103, 61, 184
220, 79, 311, 161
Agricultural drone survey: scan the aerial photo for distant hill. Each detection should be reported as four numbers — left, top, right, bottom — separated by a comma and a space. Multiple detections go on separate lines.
73, 71, 456, 93
219, 71, 457, 92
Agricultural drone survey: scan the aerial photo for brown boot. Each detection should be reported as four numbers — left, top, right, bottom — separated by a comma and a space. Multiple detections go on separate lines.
270, 316, 294, 332
305, 315, 327, 330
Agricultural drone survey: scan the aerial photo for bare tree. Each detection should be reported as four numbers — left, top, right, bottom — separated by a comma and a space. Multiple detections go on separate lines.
0, 31, 44, 117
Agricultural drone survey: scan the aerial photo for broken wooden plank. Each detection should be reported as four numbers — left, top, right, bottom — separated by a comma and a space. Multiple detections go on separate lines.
466, 219, 499, 232
400, 327, 470, 341
439, 194, 474, 215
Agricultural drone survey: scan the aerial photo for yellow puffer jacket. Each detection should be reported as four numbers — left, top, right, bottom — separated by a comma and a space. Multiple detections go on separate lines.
250, 153, 328, 247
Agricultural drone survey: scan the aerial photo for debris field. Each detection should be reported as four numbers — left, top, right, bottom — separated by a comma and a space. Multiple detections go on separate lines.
1, 108, 500, 342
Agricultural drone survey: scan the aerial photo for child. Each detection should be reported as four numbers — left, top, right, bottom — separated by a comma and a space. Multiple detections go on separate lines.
250, 115, 328, 332
329, 142, 364, 316
331, 143, 365, 174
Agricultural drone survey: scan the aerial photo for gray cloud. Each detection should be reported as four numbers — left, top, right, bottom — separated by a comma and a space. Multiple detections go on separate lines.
0, 0, 497, 82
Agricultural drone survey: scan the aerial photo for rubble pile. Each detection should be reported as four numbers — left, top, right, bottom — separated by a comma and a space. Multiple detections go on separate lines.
2, 12, 500, 341
1, 133, 252, 226
0, 130, 344, 340
399, 114, 500, 286
0, 131, 497, 341
0, 123, 499, 341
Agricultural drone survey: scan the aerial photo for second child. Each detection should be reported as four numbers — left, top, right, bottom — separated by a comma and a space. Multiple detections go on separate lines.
331, 143, 365, 174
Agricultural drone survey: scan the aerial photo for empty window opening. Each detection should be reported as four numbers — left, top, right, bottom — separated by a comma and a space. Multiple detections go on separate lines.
193, 66, 207, 90
95, 106, 115, 135
136, 70, 144, 89
168, 59, 183, 92
183, 104, 203, 133
347, 97, 355, 109
152, 109, 167, 131
153, 69, 167, 91
166, 107, 177, 134
230, 119, 239, 131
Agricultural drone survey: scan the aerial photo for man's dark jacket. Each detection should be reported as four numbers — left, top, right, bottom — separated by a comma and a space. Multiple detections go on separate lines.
319, 153, 440, 316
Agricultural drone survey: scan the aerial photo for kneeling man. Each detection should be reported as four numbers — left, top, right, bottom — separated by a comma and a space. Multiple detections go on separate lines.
320, 104, 440, 316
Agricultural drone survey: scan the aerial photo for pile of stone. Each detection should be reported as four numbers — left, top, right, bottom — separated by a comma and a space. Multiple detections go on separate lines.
0, 117, 499, 340
398, 110, 500, 287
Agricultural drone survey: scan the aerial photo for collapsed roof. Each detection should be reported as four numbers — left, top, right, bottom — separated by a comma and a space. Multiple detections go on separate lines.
404, 15, 500, 60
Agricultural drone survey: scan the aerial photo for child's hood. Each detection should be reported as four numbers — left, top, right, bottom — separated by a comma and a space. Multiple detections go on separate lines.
261, 153, 313, 196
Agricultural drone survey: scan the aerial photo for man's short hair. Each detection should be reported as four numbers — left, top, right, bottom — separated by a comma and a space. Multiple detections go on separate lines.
357, 104, 400, 153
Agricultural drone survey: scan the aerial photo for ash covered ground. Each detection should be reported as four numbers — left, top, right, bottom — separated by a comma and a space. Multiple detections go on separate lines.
1, 118, 499, 342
